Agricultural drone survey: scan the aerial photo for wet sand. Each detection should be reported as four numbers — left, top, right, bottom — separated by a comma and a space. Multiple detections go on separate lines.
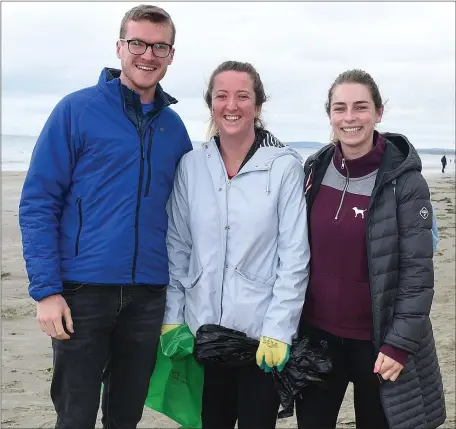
1, 171, 455, 428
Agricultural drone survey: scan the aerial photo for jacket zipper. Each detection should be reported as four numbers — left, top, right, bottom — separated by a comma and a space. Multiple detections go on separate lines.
365, 184, 394, 428
366, 213, 377, 350
212, 149, 229, 324
132, 120, 146, 283
366, 179, 383, 353
144, 128, 155, 197
334, 158, 350, 220
220, 199, 231, 323
75, 198, 83, 257
120, 85, 164, 284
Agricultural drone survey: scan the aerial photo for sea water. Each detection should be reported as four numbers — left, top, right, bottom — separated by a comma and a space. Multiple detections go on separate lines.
2, 134, 454, 177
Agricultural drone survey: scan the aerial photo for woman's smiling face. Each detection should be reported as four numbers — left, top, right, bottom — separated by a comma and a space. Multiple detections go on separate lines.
211, 71, 260, 139
329, 83, 383, 151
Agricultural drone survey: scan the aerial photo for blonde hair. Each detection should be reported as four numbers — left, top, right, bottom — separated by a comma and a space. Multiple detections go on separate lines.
206, 121, 219, 142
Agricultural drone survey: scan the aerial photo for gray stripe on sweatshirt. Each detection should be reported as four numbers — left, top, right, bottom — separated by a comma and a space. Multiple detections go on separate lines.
321, 158, 378, 197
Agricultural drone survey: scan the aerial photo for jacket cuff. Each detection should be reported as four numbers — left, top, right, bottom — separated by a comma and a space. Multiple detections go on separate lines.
380, 344, 408, 366
260, 326, 293, 346
30, 286, 63, 302
162, 313, 185, 325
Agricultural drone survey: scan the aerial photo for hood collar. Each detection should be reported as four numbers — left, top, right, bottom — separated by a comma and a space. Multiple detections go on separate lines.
209, 129, 302, 167
380, 132, 422, 182
204, 129, 303, 195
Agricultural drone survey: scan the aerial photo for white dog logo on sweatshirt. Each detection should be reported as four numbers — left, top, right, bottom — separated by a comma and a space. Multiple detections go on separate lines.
353, 207, 367, 219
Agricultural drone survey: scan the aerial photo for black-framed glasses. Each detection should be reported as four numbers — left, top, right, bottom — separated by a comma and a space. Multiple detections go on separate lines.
119, 39, 173, 58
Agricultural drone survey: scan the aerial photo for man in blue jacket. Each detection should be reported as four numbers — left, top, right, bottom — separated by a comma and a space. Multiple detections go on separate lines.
18, 5, 192, 428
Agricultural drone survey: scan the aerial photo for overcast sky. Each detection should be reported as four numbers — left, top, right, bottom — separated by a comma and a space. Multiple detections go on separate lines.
2, 1, 455, 148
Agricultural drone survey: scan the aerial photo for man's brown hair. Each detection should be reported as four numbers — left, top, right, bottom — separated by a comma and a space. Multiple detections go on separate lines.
119, 4, 176, 45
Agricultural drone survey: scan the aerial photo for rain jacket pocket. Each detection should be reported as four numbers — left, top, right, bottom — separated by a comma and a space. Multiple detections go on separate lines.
233, 268, 275, 339
235, 267, 275, 288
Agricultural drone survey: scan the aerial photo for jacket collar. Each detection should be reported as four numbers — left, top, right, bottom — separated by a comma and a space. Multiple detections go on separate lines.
214, 128, 285, 171
98, 67, 178, 109
202, 138, 302, 197
305, 131, 422, 209
97, 67, 178, 129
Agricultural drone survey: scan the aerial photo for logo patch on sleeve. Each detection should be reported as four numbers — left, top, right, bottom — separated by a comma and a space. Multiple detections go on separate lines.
419, 207, 429, 219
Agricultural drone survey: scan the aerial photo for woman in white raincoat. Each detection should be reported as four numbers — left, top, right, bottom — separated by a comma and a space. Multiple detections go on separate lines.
162, 60, 310, 429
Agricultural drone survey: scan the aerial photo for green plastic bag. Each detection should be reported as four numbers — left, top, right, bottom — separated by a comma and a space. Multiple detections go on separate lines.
145, 325, 204, 428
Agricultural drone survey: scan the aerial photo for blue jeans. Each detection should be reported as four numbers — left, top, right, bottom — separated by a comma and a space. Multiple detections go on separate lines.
51, 282, 166, 429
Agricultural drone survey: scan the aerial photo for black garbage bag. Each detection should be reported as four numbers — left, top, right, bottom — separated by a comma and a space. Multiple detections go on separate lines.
194, 324, 258, 367
271, 335, 332, 418
194, 324, 332, 418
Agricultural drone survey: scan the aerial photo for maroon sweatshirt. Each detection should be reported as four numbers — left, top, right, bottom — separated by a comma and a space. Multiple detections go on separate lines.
302, 136, 407, 365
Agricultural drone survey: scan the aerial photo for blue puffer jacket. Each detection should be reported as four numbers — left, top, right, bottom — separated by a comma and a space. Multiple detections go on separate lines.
19, 68, 193, 301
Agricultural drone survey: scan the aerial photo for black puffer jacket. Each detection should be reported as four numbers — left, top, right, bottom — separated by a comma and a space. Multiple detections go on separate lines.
303, 133, 446, 429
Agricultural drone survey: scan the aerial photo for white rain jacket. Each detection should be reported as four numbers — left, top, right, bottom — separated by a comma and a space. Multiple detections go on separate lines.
164, 133, 310, 344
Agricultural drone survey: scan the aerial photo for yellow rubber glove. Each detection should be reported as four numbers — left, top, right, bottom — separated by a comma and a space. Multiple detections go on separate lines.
161, 324, 182, 335
256, 336, 291, 373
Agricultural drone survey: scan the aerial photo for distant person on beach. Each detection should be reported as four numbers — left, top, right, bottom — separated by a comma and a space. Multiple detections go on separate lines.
18, 5, 192, 428
163, 60, 310, 429
441, 154, 447, 172
296, 69, 446, 429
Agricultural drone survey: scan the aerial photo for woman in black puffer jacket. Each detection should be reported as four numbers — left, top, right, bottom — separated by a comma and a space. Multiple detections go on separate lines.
296, 69, 446, 429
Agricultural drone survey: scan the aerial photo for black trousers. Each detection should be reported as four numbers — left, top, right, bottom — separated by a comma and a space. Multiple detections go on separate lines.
295, 324, 389, 429
51, 282, 166, 429
202, 363, 280, 429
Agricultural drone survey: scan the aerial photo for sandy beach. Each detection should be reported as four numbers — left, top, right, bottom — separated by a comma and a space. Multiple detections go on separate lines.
1, 171, 455, 428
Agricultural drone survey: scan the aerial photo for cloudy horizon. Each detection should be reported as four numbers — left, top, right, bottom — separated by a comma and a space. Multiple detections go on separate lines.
2, 2, 455, 149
